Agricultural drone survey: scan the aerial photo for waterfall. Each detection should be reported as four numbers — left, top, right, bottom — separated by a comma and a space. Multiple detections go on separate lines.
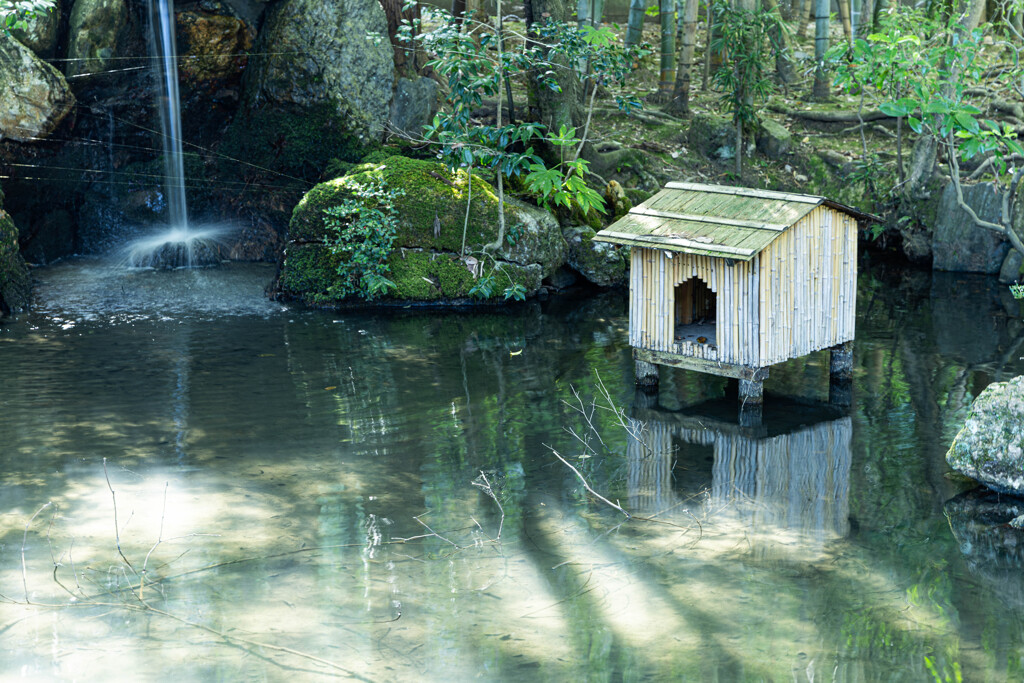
124, 0, 224, 268
152, 0, 188, 229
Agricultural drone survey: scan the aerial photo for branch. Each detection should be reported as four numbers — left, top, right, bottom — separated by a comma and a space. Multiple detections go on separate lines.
947, 134, 1024, 256
546, 446, 631, 518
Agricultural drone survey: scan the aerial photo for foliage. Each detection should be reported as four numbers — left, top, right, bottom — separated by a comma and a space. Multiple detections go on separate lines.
524, 125, 606, 216
710, 4, 787, 171
0, 0, 54, 33
322, 176, 404, 301
468, 271, 527, 301
400, 10, 646, 217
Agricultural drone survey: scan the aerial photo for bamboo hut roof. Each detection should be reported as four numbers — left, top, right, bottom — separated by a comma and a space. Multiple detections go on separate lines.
593, 182, 877, 261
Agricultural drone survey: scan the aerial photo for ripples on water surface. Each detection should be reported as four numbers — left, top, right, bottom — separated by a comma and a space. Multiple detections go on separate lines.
2, 258, 1024, 681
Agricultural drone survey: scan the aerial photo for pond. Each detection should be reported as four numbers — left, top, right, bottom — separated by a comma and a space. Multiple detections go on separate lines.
1, 257, 1023, 681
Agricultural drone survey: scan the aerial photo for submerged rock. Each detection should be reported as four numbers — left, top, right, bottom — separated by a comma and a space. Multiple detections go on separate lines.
65, 0, 128, 81
0, 34, 75, 141
945, 488, 1024, 609
947, 375, 1024, 494
275, 156, 568, 305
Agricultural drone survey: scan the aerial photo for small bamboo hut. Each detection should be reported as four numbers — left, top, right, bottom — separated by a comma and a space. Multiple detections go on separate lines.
593, 182, 875, 406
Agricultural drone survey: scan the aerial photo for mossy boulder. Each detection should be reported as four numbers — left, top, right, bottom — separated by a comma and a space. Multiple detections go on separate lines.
947, 376, 1024, 495
0, 198, 30, 315
276, 156, 566, 305
563, 226, 628, 287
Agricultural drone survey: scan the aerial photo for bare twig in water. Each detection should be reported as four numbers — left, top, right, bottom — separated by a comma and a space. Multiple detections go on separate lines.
472, 471, 505, 541
547, 446, 631, 519
102, 458, 135, 572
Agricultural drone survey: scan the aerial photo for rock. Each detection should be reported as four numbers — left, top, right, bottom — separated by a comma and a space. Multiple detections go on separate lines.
563, 226, 628, 287
687, 113, 732, 158
947, 375, 1024, 494
276, 156, 568, 305
388, 76, 438, 137
756, 119, 792, 159
11, 1, 61, 57
818, 149, 850, 169
545, 265, 577, 290
244, 0, 394, 144
604, 180, 631, 220
933, 182, 1013, 274
0, 34, 75, 142
901, 228, 932, 265
65, 0, 128, 81
0, 35, 74, 143
176, 10, 254, 84
0, 190, 30, 314
999, 249, 1023, 284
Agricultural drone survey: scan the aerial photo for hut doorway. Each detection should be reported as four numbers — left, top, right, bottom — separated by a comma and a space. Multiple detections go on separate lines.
674, 277, 717, 347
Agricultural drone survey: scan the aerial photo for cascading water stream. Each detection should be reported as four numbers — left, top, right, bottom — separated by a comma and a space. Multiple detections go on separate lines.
153, 0, 188, 229
124, 0, 224, 268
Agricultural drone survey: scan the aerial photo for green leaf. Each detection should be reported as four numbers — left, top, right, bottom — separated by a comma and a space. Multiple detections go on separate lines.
954, 112, 980, 134
907, 116, 923, 134
879, 102, 910, 118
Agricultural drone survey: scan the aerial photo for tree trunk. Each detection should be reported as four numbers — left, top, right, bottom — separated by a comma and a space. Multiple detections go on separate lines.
667, 0, 700, 114
381, 0, 423, 76
656, 0, 677, 100
812, 0, 830, 100
857, 0, 875, 38
528, 0, 581, 160
795, 0, 811, 39
625, 0, 646, 47
762, 0, 795, 88
837, 0, 852, 43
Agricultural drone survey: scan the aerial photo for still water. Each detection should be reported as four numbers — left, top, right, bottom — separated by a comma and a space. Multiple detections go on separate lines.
1, 258, 1023, 681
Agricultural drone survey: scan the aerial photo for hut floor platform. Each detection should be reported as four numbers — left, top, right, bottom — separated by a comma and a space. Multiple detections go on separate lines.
674, 322, 717, 347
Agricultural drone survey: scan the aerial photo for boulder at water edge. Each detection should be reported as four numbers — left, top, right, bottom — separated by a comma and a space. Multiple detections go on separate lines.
275, 156, 568, 305
0, 189, 30, 314
0, 34, 75, 142
563, 226, 628, 287
947, 375, 1024, 494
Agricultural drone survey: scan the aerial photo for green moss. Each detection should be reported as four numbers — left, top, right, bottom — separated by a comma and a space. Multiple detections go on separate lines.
276, 242, 342, 305
388, 250, 541, 300
290, 156, 502, 252
624, 188, 652, 206
220, 103, 377, 183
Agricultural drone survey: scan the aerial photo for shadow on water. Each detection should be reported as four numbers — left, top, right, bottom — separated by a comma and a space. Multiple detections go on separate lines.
2, 260, 1024, 679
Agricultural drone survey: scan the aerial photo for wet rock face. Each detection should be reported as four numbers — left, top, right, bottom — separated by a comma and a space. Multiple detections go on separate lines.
947, 375, 1024, 495
0, 34, 75, 142
176, 10, 253, 84
65, 0, 129, 80
243, 0, 393, 143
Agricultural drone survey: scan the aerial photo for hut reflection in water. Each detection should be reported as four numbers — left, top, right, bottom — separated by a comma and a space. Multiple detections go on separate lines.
628, 399, 852, 554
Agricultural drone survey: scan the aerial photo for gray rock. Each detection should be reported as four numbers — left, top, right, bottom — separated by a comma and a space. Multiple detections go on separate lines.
901, 228, 932, 265
933, 182, 1012, 274
389, 76, 437, 137
498, 198, 567, 281
0, 34, 75, 142
999, 248, 1023, 284
65, 0, 128, 80
945, 488, 1024, 610
563, 226, 628, 287
11, 0, 60, 57
947, 375, 1024, 494
756, 119, 792, 159
244, 0, 394, 143
687, 113, 733, 158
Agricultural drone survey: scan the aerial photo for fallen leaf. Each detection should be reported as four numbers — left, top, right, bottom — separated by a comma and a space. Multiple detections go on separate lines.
324, 386, 337, 391
510, 349, 522, 356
